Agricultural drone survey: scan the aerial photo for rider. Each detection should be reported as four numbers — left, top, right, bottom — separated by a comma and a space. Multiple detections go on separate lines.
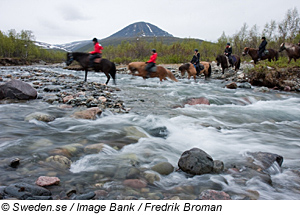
298, 40, 300, 46
145, 49, 157, 78
89, 38, 103, 68
191, 49, 200, 75
224, 43, 233, 66
258, 37, 267, 61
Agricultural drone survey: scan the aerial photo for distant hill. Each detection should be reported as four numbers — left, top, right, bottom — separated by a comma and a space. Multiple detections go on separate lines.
107, 21, 173, 38
36, 21, 202, 52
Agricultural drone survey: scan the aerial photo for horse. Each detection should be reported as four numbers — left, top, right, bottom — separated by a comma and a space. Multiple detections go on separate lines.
128, 62, 178, 82
279, 43, 300, 63
242, 47, 278, 64
179, 62, 211, 81
66, 52, 116, 85
216, 54, 241, 74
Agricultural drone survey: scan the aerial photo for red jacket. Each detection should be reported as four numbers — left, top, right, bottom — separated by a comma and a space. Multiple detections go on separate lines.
147, 53, 157, 63
90, 42, 103, 54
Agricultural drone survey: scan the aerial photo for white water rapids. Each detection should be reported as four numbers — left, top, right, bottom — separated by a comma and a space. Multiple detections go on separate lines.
1, 66, 300, 199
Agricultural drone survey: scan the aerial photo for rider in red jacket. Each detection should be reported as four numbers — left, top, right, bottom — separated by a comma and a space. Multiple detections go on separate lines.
89, 38, 103, 67
145, 49, 157, 78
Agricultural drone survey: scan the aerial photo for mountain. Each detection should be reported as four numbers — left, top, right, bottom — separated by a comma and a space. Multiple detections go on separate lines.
107, 21, 173, 38
35, 40, 90, 52
36, 21, 202, 52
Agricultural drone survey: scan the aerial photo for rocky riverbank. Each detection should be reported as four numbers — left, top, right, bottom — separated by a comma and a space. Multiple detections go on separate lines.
0, 65, 127, 115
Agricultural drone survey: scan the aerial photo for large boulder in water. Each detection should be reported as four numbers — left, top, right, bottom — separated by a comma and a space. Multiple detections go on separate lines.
178, 148, 214, 175
4, 183, 51, 200
245, 151, 283, 173
0, 79, 37, 100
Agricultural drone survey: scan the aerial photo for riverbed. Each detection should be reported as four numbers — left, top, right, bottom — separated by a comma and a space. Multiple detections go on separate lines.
1, 65, 300, 200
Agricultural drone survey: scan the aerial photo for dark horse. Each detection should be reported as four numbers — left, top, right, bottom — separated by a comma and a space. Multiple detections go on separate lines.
66, 52, 116, 85
242, 47, 278, 64
216, 54, 241, 74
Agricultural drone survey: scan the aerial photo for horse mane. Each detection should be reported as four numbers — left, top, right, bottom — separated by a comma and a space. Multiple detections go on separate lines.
71, 52, 90, 57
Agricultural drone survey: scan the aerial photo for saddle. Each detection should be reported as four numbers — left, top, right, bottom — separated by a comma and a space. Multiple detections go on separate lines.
199, 64, 204, 71
258, 50, 269, 57
94, 58, 102, 64
149, 65, 157, 72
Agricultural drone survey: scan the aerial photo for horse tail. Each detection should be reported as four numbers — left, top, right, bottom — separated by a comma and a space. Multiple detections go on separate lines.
167, 69, 178, 82
110, 62, 117, 84
208, 64, 212, 78
237, 57, 241, 70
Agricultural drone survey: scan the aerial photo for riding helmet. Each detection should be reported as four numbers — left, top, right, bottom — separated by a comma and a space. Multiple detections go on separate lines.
194, 49, 198, 52
152, 49, 156, 53
227, 42, 230, 45
262, 36, 266, 40
92, 38, 98, 42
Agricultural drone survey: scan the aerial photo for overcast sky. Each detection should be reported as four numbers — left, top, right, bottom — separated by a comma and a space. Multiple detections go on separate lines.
0, 0, 299, 44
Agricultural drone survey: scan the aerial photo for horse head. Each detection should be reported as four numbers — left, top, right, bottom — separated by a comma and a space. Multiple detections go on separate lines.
242, 47, 249, 56
66, 52, 74, 66
279, 43, 286, 52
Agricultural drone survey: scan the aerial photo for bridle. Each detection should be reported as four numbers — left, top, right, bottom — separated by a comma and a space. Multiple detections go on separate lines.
66, 53, 74, 65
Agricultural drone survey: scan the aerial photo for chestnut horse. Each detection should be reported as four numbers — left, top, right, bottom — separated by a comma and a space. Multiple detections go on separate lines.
242, 47, 278, 64
216, 54, 241, 74
128, 62, 178, 82
179, 62, 211, 81
279, 43, 300, 63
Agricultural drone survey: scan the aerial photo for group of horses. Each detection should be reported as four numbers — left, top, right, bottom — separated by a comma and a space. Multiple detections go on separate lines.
66, 42, 300, 85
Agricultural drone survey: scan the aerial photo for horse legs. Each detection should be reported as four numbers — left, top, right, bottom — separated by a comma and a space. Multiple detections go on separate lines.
104, 72, 111, 85
84, 70, 88, 82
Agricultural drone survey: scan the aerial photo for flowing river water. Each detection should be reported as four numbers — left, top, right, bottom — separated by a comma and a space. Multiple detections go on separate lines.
1, 65, 300, 200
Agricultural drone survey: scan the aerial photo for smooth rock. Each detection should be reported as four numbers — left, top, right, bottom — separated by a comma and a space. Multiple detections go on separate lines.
84, 143, 105, 154
25, 112, 55, 122
0, 79, 37, 100
9, 158, 20, 168
213, 160, 224, 173
72, 107, 102, 120
151, 162, 174, 175
45, 155, 71, 169
178, 148, 214, 175
4, 183, 51, 200
124, 126, 148, 141
246, 151, 283, 171
36, 176, 60, 187
143, 171, 160, 184
184, 97, 210, 106
199, 189, 231, 200
226, 82, 238, 89
123, 179, 147, 189
63, 95, 74, 103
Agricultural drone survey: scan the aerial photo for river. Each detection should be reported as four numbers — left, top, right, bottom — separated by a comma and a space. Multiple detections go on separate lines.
1, 65, 300, 200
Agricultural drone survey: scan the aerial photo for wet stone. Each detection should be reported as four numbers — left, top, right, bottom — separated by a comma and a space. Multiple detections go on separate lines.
151, 162, 174, 175
36, 176, 60, 187
178, 148, 214, 175
199, 189, 231, 200
9, 158, 20, 168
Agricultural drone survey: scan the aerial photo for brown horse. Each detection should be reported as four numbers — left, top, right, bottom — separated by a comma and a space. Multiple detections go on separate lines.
216, 54, 241, 74
279, 43, 300, 63
179, 62, 211, 81
242, 47, 278, 64
128, 62, 178, 82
